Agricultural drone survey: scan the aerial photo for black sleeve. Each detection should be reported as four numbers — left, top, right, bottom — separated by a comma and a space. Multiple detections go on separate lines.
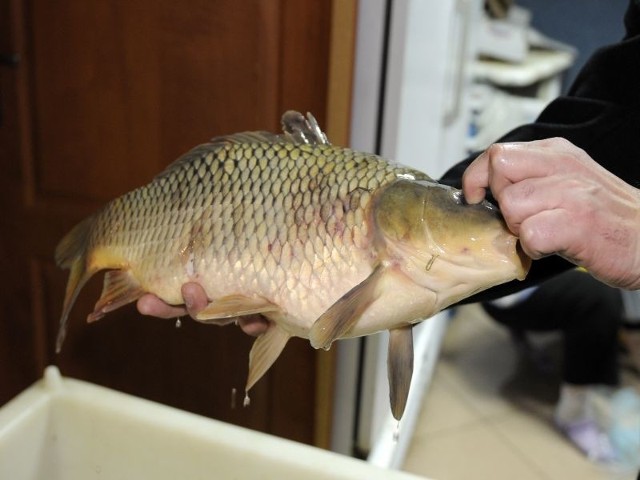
440, 0, 640, 302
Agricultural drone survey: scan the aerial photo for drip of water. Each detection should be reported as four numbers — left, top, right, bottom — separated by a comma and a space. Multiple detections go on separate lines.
393, 421, 400, 443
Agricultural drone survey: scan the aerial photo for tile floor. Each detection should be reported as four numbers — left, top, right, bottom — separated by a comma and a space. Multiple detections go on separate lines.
402, 304, 640, 480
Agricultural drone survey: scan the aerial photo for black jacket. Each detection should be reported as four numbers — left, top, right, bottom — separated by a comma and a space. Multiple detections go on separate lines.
440, 0, 640, 301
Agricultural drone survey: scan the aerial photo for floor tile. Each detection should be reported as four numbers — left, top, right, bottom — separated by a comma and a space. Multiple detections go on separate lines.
437, 306, 528, 419
410, 370, 481, 437
404, 420, 545, 480
402, 304, 640, 480
492, 413, 634, 480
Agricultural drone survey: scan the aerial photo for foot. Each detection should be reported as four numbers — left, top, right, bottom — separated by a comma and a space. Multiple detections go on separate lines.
555, 418, 616, 463
554, 384, 616, 463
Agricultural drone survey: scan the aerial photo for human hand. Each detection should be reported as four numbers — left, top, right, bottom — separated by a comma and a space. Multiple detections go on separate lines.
137, 283, 269, 336
463, 137, 640, 289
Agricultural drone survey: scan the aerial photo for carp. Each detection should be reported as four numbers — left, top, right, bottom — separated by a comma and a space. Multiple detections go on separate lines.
56, 111, 530, 420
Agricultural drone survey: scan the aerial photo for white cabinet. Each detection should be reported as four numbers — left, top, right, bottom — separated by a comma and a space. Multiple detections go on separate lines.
468, 8, 576, 151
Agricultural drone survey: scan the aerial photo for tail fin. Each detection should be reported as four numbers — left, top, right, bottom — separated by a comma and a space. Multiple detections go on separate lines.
55, 217, 98, 353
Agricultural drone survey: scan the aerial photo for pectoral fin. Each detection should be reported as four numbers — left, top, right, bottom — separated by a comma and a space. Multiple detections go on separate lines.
88, 270, 145, 323
246, 324, 290, 397
195, 295, 279, 322
309, 266, 384, 350
388, 326, 414, 421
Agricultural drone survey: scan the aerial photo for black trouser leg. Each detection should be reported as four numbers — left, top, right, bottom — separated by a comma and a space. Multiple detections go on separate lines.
483, 270, 623, 386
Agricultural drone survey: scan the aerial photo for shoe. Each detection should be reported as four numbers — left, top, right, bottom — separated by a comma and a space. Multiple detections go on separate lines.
608, 388, 640, 472
555, 384, 640, 468
555, 418, 617, 463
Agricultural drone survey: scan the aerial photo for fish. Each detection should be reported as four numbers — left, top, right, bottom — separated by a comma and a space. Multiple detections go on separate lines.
55, 111, 530, 420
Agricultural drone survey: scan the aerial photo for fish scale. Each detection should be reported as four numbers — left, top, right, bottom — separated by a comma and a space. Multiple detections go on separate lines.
55, 111, 529, 421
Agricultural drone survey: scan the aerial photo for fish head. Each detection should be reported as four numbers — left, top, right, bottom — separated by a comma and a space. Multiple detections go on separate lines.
374, 179, 531, 310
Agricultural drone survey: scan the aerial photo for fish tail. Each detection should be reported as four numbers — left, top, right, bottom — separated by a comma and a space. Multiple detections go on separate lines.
55, 217, 98, 353
55, 216, 93, 269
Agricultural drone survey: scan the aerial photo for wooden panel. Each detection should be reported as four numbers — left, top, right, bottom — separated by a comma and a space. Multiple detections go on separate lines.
0, 0, 38, 405
28, 1, 284, 205
0, 0, 339, 445
29, 2, 160, 202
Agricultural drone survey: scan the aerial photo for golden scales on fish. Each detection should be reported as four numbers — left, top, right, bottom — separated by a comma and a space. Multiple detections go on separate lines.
55, 111, 530, 420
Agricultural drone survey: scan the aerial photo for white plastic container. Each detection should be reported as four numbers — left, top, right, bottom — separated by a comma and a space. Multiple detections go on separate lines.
0, 367, 427, 480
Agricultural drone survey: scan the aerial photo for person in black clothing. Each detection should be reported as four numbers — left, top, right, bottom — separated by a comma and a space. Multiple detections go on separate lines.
485, 271, 623, 390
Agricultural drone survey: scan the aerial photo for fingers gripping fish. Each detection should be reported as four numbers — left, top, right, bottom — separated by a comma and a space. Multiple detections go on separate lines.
55, 111, 530, 420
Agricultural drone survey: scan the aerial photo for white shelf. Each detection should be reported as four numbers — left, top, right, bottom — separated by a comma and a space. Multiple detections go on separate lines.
473, 49, 575, 87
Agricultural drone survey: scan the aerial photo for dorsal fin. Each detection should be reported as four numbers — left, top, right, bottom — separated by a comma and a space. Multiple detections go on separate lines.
281, 111, 330, 145
209, 130, 282, 145
206, 110, 331, 146
155, 111, 330, 180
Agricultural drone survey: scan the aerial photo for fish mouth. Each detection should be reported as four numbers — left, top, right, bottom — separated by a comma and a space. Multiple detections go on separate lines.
492, 233, 532, 280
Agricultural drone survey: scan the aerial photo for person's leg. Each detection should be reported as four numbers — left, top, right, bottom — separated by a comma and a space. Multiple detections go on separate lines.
483, 270, 624, 462
485, 270, 622, 385
559, 272, 622, 386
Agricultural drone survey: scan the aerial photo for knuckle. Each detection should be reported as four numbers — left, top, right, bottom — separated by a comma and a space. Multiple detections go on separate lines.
518, 228, 545, 259
486, 143, 507, 166
547, 137, 571, 148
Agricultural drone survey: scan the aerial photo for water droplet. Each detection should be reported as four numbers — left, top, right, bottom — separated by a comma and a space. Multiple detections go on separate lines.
243, 392, 251, 407
393, 422, 400, 443
175, 318, 182, 329
230, 388, 237, 409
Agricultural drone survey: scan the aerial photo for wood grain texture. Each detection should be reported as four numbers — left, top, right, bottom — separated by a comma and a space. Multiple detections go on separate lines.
0, 0, 344, 445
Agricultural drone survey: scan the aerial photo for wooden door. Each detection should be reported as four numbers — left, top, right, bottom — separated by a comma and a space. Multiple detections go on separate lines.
0, 0, 339, 445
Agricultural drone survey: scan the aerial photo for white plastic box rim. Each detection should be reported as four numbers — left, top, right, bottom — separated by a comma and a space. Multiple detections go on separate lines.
0, 367, 427, 480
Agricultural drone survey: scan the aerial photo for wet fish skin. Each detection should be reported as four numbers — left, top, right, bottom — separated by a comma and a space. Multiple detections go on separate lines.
55, 111, 530, 420
57, 140, 428, 332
